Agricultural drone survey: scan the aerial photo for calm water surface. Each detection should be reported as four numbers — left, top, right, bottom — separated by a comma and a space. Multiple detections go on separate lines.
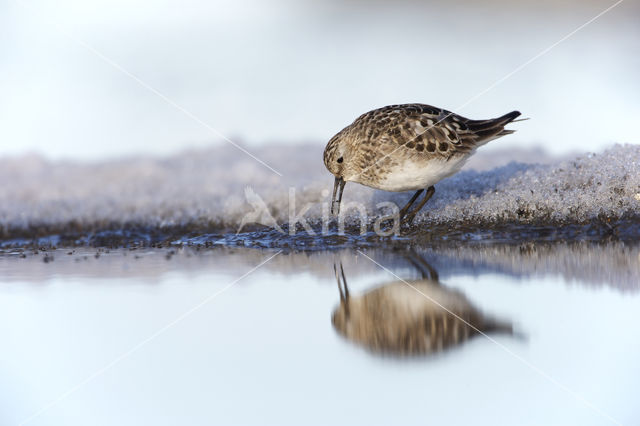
1, 244, 638, 426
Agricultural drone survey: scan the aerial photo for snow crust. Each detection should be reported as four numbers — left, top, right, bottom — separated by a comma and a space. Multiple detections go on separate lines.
0, 144, 638, 238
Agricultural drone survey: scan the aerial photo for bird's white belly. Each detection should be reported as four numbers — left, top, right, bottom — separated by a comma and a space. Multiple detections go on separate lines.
373, 157, 468, 192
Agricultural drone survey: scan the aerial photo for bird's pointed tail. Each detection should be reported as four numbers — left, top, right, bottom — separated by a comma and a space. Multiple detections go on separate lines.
466, 110, 522, 141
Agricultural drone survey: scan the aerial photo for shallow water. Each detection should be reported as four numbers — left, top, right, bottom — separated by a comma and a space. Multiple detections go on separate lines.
1, 243, 638, 426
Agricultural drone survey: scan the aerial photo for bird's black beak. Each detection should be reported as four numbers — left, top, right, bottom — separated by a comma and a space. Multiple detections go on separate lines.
334, 262, 350, 319
331, 177, 346, 216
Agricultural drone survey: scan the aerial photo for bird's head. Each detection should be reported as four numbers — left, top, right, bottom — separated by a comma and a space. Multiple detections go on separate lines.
331, 303, 352, 336
323, 129, 355, 215
323, 131, 350, 177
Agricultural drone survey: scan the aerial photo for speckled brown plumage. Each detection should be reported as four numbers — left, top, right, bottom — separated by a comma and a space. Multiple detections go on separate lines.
332, 266, 513, 356
324, 103, 522, 219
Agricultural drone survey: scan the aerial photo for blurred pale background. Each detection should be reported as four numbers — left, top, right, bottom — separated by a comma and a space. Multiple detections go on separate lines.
1, 0, 638, 160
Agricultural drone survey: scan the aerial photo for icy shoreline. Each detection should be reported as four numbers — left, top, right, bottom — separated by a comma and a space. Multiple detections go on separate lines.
1, 144, 639, 247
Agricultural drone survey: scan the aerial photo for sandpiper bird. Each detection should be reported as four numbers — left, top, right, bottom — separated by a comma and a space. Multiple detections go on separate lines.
323, 104, 522, 223
332, 253, 513, 356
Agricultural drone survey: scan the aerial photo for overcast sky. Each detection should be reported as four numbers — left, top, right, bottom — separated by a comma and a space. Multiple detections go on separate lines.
1, 0, 638, 160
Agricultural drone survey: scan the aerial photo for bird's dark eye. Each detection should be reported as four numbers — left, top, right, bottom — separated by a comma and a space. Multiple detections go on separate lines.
337, 157, 343, 163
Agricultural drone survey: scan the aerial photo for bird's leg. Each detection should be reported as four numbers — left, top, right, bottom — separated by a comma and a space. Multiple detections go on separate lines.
398, 189, 424, 220
401, 186, 435, 225
404, 249, 440, 282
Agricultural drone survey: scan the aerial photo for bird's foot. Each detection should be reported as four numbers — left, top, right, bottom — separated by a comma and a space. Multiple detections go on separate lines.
400, 212, 418, 227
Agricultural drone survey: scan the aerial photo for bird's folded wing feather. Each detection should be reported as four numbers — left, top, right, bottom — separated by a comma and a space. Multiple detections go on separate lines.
354, 104, 500, 159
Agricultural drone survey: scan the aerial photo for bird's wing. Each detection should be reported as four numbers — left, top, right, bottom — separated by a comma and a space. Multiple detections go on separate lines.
354, 104, 520, 159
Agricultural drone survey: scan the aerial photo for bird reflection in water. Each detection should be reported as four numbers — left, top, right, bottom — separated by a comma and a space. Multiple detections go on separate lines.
332, 252, 514, 356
